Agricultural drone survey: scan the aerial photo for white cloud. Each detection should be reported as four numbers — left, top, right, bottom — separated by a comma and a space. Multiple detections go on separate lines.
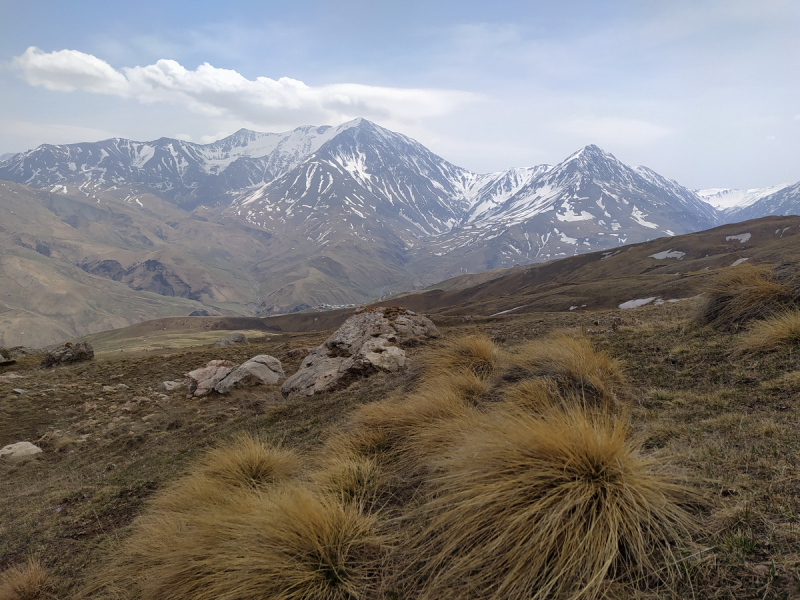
13, 47, 475, 126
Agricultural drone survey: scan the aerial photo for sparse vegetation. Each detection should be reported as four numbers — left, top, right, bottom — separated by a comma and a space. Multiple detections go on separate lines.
2, 297, 799, 599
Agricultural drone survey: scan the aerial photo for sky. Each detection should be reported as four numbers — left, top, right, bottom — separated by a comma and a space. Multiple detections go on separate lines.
0, 0, 798, 190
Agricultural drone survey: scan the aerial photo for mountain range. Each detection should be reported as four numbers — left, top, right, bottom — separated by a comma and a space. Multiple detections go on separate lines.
0, 118, 798, 347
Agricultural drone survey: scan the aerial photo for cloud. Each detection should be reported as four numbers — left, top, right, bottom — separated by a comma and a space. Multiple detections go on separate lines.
13, 47, 475, 126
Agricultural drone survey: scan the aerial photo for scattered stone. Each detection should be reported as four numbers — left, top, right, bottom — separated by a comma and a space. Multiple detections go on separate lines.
0, 353, 15, 366
12, 388, 26, 395
158, 380, 185, 392
281, 307, 439, 398
0, 373, 25, 381
213, 333, 249, 348
186, 360, 236, 397
287, 347, 314, 359
102, 386, 117, 393
41, 342, 94, 368
214, 355, 285, 393
0, 441, 43, 460
116, 383, 129, 390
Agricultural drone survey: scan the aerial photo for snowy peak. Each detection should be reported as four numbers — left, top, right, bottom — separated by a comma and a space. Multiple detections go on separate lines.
696, 185, 792, 211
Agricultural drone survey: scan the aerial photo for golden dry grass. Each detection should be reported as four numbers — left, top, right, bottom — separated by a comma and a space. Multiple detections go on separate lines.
94, 485, 383, 600
505, 332, 625, 407
499, 377, 561, 412
406, 405, 700, 600
738, 309, 800, 352
192, 433, 302, 492
311, 454, 386, 507
421, 335, 501, 380
0, 558, 47, 600
697, 264, 796, 331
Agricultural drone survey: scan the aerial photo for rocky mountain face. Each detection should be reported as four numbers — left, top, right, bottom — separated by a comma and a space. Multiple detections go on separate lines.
0, 118, 797, 347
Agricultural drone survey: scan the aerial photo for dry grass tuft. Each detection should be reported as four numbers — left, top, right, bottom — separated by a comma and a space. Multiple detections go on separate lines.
697, 264, 796, 331
500, 377, 561, 412
738, 310, 800, 352
505, 332, 625, 407
408, 406, 700, 600
422, 335, 501, 380
194, 433, 302, 492
0, 558, 48, 600
98, 485, 383, 600
312, 454, 386, 507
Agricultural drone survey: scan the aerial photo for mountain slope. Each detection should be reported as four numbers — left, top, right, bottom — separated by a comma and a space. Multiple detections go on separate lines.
406, 145, 720, 284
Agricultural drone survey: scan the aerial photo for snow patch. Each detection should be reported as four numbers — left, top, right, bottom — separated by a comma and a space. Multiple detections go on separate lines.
731, 258, 749, 267
649, 250, 685, 260
726, 233, 751, 243
619, 297, 657, 309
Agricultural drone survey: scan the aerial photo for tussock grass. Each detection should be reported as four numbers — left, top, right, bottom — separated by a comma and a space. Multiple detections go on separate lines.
500, 377, 561, 412
312, 454, 386, 507
144, 434, 302, 515
421, 335, 501, 380
505, 332, 625, 407
697, 264, 796, 331
738, 310, 800, 352
0, 559, 48, 600
407, 406, 700, 600
96, 485, 383, 600
193, 433, 302, 492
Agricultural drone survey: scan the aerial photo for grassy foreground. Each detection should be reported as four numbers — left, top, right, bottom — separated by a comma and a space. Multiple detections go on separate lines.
1, 298, 799, 599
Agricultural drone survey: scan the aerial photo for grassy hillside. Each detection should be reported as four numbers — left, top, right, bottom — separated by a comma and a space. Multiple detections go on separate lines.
1, 291, 799, 598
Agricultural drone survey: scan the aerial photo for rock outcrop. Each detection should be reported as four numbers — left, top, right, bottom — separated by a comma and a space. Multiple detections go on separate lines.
186, 355, 285, 397
0, 441, 43, 460
281, 307, 439, 398
41, 342, 94, 368
187, 360, 236, 397
213, 333, 249, 348
214, 355, 286, 393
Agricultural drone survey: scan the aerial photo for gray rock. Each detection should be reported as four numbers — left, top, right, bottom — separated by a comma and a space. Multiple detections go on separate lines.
186, 360, 236, 397
0, 441, 43, 460
214, 355, 285, 393
41, 342, 94, 368
281, 307, 439, 397
158, 380, 185, 392
213, 332, 249, 348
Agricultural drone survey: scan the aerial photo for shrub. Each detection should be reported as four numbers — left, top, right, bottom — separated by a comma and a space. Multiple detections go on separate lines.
0, 558, 48, 600
697, 264, 796, 331
407, 406, 699, 600
738, 310, 800, 352
421, 335, 501, 380
504, 332, 624, 407
98, 485, 383, 600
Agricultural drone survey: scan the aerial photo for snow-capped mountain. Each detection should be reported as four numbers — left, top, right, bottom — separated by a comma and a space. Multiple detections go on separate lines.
226, 118, 476, 244
407, 145, 720, 282
697, 185, 791, 211
0, 121, 364, 209
729, 181, 800, 222
4, 117, 783, 314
